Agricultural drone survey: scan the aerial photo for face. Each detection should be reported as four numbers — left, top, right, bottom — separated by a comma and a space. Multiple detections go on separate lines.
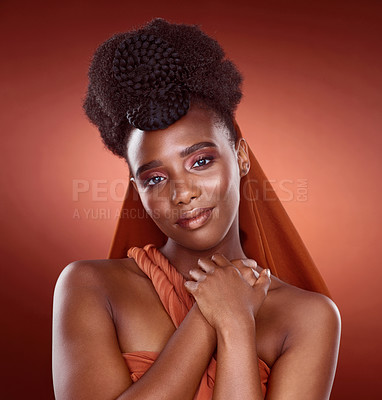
127, 105, 249, 251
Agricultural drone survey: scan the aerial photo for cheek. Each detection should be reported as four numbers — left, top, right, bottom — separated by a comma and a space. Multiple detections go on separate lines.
203, 164, 240, 204
138, 187, 171, 221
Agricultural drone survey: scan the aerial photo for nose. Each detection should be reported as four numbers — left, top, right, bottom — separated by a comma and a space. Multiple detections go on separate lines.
171, 178, 201, 205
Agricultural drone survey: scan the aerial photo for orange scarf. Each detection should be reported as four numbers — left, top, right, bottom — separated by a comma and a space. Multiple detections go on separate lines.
122, 244, 270, 398
108, 120, 330, 297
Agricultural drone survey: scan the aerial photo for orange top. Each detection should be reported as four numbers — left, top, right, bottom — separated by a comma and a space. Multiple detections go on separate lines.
123, 244, 270, 399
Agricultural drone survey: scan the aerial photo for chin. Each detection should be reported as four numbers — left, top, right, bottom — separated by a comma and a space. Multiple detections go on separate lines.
175, 237, 221, 252
169, 221, 234, 252
154, 205, 239, 252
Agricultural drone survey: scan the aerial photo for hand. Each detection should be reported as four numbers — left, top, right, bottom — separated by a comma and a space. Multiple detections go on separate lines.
184, 253, 271, 331
230, 258, 261, 287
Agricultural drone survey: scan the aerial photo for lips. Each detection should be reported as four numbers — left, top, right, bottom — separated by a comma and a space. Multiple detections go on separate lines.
176, 207, 214, 230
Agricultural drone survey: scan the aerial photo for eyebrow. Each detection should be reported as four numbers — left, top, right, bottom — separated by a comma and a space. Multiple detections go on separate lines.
179, 141, 217, 158
135, 141, 217, 178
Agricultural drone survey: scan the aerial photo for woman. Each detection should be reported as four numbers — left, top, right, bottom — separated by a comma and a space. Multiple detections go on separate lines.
52, 18, 341, 399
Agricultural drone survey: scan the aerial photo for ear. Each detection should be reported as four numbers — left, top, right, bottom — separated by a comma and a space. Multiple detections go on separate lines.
235, 138, 250, 177
129, 175, 138, 192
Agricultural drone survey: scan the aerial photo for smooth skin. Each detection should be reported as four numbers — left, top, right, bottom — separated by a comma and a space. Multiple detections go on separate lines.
52, 104, 341, 399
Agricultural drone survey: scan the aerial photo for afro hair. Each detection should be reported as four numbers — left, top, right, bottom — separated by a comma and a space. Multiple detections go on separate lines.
83, 18, 243, 160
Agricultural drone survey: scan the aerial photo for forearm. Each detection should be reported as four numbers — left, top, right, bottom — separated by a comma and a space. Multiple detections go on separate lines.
212, 317, 263, 400
117, 303, 216, 400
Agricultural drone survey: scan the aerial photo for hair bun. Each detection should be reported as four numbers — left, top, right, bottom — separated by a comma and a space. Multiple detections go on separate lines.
84, 18, 243, 159
112, 34, 190, 130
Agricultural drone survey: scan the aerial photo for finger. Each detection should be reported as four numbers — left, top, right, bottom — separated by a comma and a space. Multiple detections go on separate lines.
239, 258, 264, 274
241, 267, 258, 286
197, 258, 216, 273
231, 264, 257, 286
231, 259, 260, 286
251, 267, 260, 279
188, 268, 207, 281
231, 258, 259, 273
184, 280, 199, 294
254, 268, 271, 295
232, 258, 257, 268
230, 259, 245, 269
210, 253, 231, 267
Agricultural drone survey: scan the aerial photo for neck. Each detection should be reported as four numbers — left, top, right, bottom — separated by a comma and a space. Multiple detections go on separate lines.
158, 214, 247, 280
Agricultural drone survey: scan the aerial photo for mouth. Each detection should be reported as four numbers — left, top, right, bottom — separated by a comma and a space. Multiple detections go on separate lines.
175, 207, 214, 230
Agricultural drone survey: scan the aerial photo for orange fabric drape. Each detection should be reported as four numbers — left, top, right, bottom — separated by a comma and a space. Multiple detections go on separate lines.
108, 120, 330, 298
122, 244, 270, 399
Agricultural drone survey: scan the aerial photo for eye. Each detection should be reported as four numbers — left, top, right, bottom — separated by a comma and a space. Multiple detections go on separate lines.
144, 175, 166, 187
192, 156, 214, 168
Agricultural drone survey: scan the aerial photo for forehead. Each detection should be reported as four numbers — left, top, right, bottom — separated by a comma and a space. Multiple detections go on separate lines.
127, 107, 232, 169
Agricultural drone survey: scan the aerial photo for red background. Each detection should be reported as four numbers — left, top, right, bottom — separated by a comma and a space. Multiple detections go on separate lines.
1, 0, 381, 398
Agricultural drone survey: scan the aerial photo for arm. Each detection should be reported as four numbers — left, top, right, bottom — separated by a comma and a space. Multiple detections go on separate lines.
234, 260, 341, 399
213, 293, 341, 400
265, 292, 341, 400
213, 318, 263, 400
185, 254, 271, 400
185, 255, 341, 399
52, 260, 216, 400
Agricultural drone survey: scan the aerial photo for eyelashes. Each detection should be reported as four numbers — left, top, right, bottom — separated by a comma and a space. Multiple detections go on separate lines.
142, 155, 215, 188
191, 155, 214, 168
144, 175, 166, 187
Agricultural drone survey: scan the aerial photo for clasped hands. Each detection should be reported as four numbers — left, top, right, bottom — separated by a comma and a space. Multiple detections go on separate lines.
184, 254, 271, 330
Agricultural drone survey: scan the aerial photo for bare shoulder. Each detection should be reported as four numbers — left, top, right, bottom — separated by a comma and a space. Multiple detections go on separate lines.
284, 284, 339, 325
270, 277, 340, 321
269, 281, 341, 350
54, 256, 146, 293
261, 281, 341, 398
52, 258, 144, 399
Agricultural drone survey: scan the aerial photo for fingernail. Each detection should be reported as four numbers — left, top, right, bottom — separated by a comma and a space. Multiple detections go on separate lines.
251, 267, 260, 279
266, 269, 271, 278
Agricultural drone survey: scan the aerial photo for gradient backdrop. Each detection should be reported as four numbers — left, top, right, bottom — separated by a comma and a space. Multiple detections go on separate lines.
1, 0, 381, 398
